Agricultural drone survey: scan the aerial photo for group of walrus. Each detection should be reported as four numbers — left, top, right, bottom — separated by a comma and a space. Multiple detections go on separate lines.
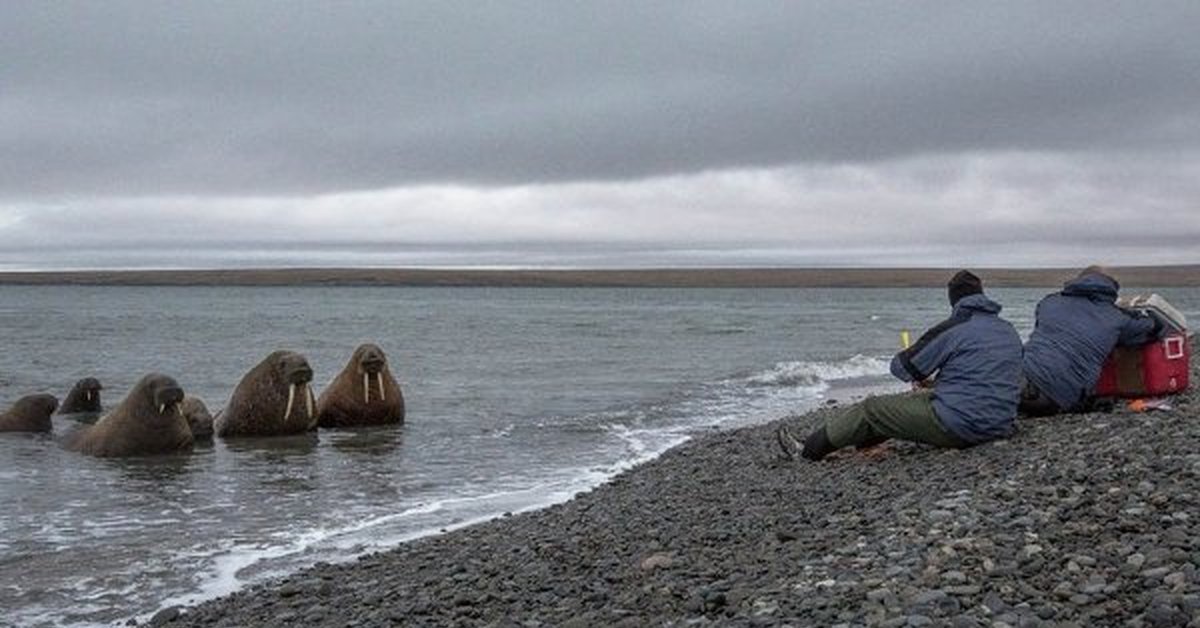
0, 343, 405, 457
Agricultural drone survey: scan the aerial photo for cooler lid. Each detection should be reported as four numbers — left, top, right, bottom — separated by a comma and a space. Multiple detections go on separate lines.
1117, 293, 1188, 332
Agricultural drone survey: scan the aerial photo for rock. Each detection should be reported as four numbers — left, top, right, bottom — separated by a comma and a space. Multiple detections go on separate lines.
705, 591, 727, 609
148, 607, 180, 627
640, 553, 675, 571
928, 510, 954, 522
909, 590, 948, 607
942, 570, 967, 584
1142, 567, 1172, 580
982, 592, 1008, 614
869, 587, 896, 604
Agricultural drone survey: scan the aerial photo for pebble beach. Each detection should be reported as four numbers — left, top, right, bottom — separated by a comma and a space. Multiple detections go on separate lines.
165, 364, 1200, 627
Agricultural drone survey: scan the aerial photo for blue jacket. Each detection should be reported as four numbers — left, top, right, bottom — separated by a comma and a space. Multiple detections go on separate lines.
889, 293, 1023, 444
1022, 273, 1161, 410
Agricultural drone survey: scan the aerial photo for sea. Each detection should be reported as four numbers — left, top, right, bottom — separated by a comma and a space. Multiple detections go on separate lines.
1, 285, 1196, 627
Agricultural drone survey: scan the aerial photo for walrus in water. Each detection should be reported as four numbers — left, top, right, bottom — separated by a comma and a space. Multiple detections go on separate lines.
64, 374, 191, 457
316, 343, 406, 428
180, 395, 214, 439
0, 394, 59, 433
215, 350, 316, 437
59, 377, 103, 416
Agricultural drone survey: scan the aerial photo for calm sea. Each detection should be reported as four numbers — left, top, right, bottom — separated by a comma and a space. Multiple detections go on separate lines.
1, 285, 1195, 626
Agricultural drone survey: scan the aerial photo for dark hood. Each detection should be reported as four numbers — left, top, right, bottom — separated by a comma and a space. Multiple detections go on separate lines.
953, 293, 1002, 316
1062, 273, 1119, 302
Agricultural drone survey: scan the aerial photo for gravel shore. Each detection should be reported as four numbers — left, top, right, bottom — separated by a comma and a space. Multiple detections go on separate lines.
167, 366, 1200, 627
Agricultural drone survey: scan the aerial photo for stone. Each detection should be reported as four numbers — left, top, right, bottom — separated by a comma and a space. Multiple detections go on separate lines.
910, 590, 948, 606
942, 570, 967, 584
640, 553, 675, 571
1142, 567, 1172, 580
148, 607, 181, 627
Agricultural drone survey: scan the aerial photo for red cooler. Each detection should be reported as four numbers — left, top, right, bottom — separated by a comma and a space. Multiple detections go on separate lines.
1096, 333, 1191, 398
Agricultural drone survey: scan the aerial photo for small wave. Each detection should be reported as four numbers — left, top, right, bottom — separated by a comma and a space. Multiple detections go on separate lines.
746, 355, 890, 388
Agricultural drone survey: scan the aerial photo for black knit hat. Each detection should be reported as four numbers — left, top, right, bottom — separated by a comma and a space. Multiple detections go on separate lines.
948, 270, 983, 306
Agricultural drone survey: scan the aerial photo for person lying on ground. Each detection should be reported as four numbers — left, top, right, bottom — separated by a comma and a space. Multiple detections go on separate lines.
1019, 266, 1164, 417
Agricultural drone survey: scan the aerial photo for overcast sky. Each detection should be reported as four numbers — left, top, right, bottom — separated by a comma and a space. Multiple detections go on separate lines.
1, 1, 1198, 269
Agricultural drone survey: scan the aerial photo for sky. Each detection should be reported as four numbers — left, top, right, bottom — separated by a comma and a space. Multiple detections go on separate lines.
1, 2, 1198, 269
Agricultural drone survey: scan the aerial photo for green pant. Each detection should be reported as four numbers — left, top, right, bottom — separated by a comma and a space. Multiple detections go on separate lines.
824, 391, 966, 450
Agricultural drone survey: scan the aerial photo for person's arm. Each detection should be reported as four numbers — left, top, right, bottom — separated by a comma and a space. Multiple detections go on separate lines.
1116, 311, 1164, 347
889, 315, 966, 383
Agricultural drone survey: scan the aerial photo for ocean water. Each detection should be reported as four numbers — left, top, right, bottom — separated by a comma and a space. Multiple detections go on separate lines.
0, 285, 1196, 627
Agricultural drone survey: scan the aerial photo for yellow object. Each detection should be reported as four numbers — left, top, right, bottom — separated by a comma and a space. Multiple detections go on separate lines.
901, 330, 912, 349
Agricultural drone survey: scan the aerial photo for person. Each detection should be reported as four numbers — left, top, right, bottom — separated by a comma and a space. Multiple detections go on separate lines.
1019, 266, 1163, 416
777, 270, 1023, 461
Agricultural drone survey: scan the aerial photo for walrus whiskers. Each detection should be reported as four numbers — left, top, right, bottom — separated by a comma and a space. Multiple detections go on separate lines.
363, 373, 370, 404
377, 373, 385, 402
283, 384, 296, 423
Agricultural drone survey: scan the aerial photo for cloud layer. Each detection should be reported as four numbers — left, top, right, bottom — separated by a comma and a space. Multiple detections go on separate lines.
3, 152, 1197, 269
1, 3, 1198, 267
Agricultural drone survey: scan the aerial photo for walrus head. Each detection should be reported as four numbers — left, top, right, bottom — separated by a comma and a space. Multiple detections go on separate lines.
271, 351, 315, 425
5, 393, 60, 432
139, 374, 185, 418
180, 396, 215, 439
354, 343, 391, 404
18, 393, 61, 416
61, 377, 103, 414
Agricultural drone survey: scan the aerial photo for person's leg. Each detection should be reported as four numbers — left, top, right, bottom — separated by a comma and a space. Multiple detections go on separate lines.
824, 392, 964, 450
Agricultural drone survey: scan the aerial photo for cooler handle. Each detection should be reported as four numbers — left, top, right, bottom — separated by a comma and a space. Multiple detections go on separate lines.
1165, 336, 1185, 360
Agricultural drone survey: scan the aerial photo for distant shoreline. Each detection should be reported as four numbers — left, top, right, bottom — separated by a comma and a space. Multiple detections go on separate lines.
0, 265, 1196, 287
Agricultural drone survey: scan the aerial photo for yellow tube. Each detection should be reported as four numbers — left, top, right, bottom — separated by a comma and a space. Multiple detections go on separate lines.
901, 330, 912, 349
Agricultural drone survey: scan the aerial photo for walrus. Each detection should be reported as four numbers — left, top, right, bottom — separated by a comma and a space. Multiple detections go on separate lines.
180, 395, 214, 439
215, 350, 316, 437
59, 377, 103, 416
0, 394, 59, 433
316, 343, 406, 428
64, 374, 192, 457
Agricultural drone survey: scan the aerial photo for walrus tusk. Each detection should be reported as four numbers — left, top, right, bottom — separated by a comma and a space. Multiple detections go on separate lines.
284, 384, 296, 423
86, 391, 92, 402
159, 403, 165, 415
363, 373, 370, 404
305, 383, 314, 418
177, 405, 185, 418
377, 373, 385, 402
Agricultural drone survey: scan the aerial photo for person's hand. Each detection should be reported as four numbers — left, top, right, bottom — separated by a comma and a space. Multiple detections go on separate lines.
911, 378, 933, 391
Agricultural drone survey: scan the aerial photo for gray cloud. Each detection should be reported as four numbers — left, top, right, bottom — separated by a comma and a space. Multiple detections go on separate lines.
2, 151, 1198, 268
2, 1, 1199, 196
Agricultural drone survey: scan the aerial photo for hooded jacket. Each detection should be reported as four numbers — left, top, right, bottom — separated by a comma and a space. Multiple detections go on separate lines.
890, 293, 1023, 444
1022, 273, 1161, 410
